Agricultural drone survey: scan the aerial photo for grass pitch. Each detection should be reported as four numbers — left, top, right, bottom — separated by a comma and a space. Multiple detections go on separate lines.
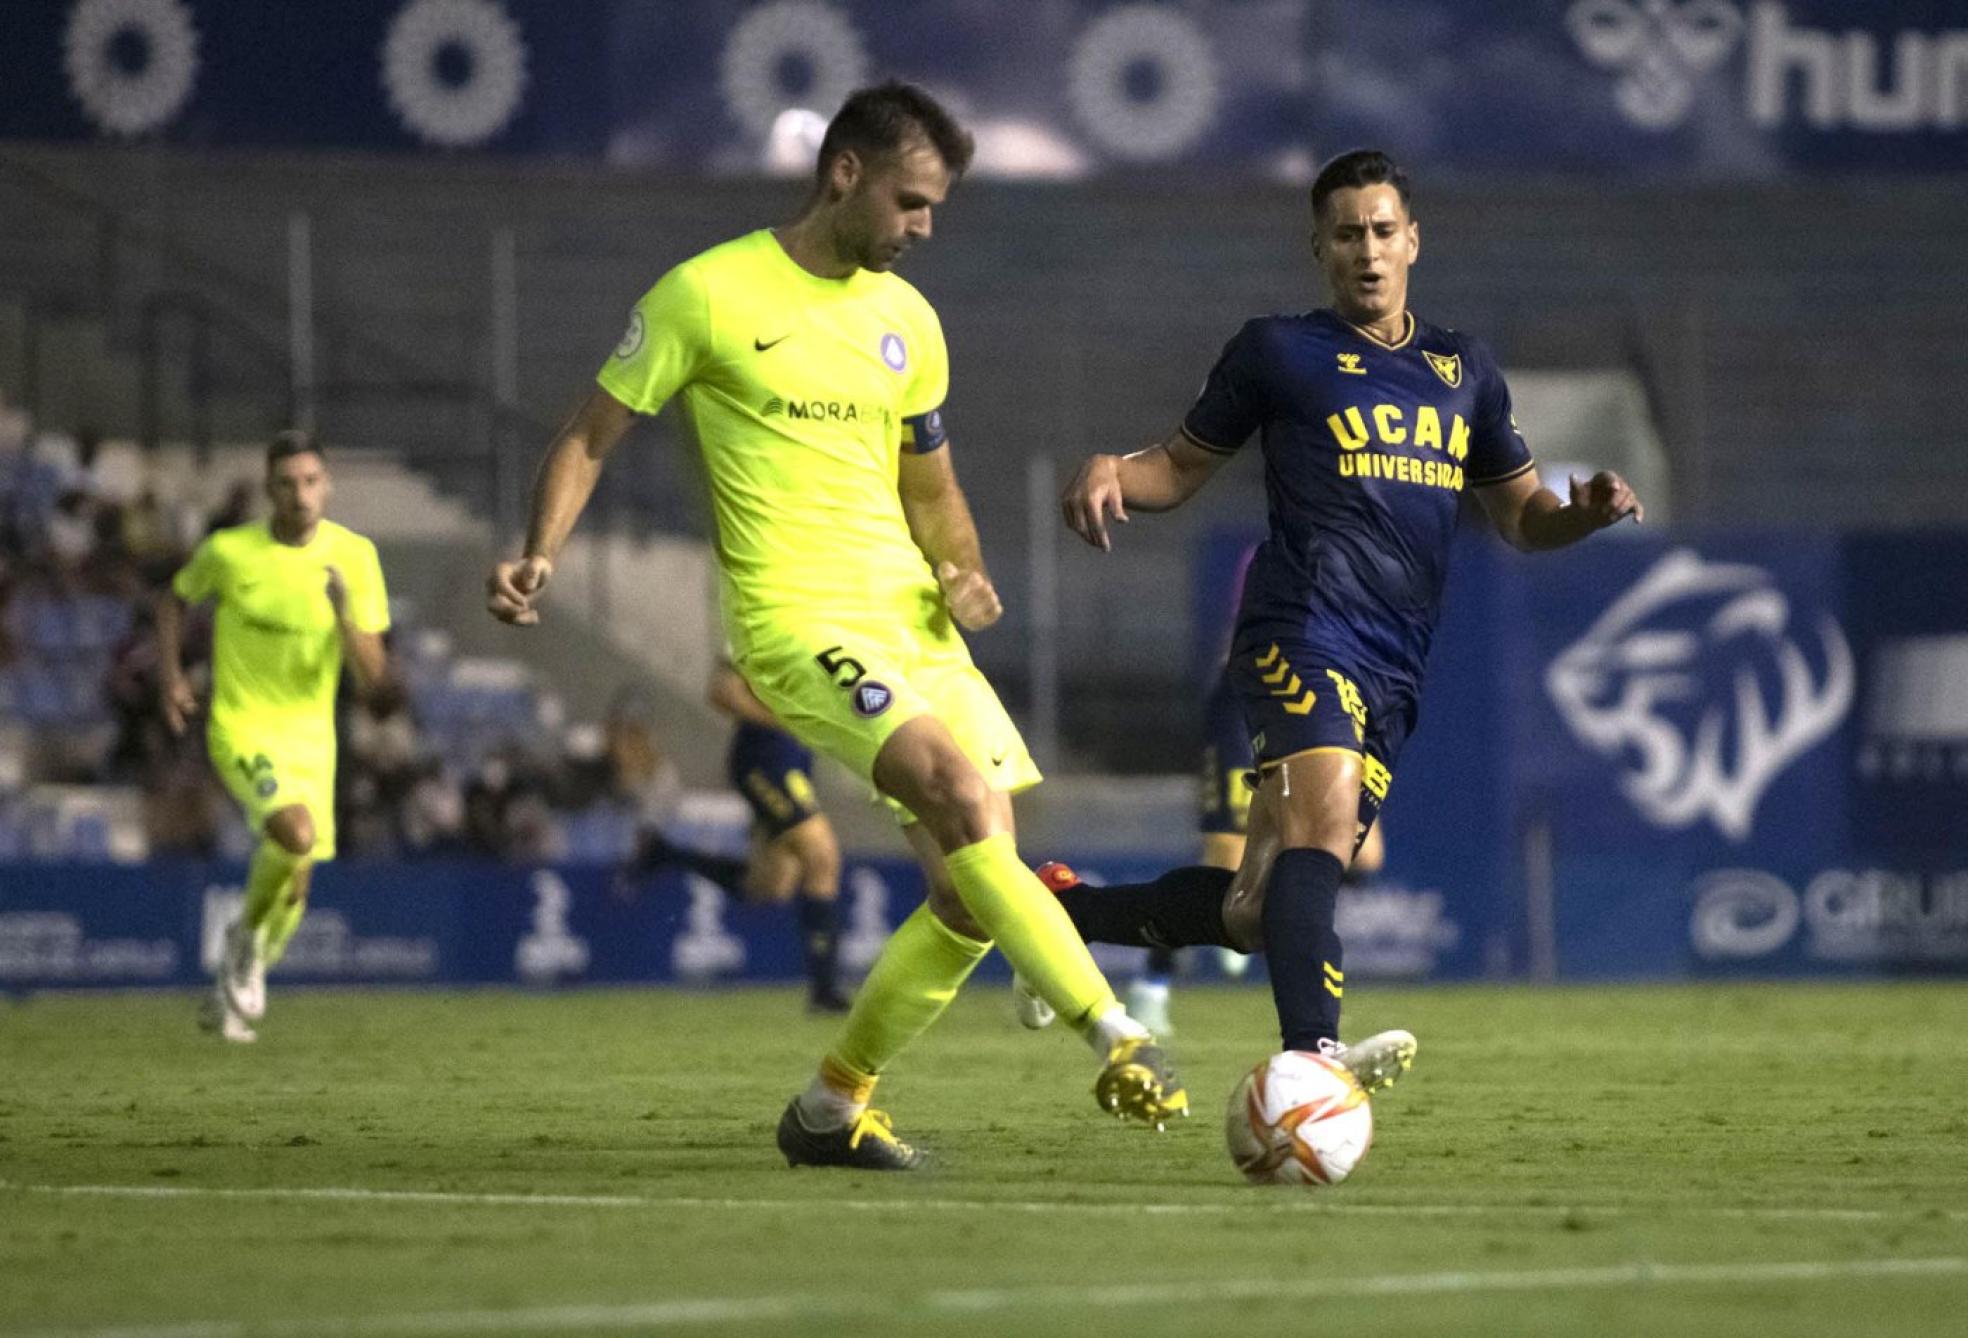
3, 981, 1965, 1337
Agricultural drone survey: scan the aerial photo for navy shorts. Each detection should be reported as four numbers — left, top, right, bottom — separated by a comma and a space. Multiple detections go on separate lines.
1199, 667, 1255, 837
1226, 634, 1416, 848
726, 722, 822, 839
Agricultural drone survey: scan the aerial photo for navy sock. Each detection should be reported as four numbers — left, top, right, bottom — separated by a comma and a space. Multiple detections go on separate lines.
1054, 865, 1233, 950
795, 893, 840, 999
635, 832, 748, 894
1263, 848, 1345, 1051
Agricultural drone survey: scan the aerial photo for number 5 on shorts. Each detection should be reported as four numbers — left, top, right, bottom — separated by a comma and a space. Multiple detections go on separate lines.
815, 645, 866, 689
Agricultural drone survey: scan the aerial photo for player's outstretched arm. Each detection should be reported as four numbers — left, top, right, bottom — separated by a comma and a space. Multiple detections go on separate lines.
1477, 468, 1643, 553
487, 389, 638, 626
153, 588, 199, 736
899, 446, 1002, 631
1061, 430, 1228, 551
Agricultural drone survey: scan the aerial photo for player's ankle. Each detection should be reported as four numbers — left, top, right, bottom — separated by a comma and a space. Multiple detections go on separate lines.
1085, 1003, 1150, 1056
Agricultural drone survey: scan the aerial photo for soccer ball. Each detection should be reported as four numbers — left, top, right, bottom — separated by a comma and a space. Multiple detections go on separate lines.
1224, 1050, 1373, 1186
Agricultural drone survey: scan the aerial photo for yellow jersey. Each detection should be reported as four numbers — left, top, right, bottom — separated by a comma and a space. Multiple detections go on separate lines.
171, 519, 390, 742
596, 229, 951, 630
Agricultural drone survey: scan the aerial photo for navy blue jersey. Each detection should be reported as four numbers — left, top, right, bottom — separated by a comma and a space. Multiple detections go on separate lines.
1184, 309, 1533, 697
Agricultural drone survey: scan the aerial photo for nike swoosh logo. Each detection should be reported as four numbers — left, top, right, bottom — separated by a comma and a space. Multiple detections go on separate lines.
754, 334, 792, 352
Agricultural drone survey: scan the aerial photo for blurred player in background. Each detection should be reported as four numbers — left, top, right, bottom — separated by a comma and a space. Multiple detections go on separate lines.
158, 430, 390, 1043
487, 81, 1181, 1171
1057, 149, 1641, 1091
622, 660, 850, 1013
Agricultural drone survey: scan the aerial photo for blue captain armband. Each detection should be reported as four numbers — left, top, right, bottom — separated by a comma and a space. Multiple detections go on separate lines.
901, 407, 948, 454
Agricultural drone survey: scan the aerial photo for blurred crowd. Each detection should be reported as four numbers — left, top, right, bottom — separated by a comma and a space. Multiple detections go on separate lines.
0, 413, 680, 864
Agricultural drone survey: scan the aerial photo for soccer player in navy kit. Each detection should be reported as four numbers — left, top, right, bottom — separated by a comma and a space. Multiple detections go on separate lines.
621, 660, 850, 1013
1057, 149, 1642, 1093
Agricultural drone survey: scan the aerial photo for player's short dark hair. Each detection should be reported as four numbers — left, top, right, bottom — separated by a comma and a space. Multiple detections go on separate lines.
1310, 149, 1413, 223
817, 80, 974, 180
265, 428, 324, 471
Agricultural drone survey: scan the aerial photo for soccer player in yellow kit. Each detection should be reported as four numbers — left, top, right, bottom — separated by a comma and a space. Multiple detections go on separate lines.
159, 431, 390, 1043
487, 82, 1182, 1169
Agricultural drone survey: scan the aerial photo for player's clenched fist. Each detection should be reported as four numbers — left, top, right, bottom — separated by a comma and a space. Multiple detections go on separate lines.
487, 555, 554, 626
936, 560, 1002, 631
1061, 453, 1129, 551
1568, 471, 1644, 529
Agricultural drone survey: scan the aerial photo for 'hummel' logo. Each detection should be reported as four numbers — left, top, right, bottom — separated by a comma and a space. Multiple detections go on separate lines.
1336, 352, 1366, 375
754, 333, 792, 352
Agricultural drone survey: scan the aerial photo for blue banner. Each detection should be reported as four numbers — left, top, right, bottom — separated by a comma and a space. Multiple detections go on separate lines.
3, 1, 1963, 174
0, 848, 1505, 992
5, 527, 1967, 992
1342, 529, 1968, 979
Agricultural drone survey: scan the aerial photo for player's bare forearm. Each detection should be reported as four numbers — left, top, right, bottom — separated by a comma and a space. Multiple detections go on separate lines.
1481, 469, 1642, 552
154, 590, 198, 734
523, 430, 608, 565
491, 390, 636, 626
1118, 434, 1223, 512
1062, 430, 1227, 550
708, 663, 782, 729
899, 448, 1002, 629
155, 590, 185, 682
899, 447, 987, 576
338, 626, 389, 697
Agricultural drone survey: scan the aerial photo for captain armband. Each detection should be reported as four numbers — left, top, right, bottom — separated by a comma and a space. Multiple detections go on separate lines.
901, 407, 948, 454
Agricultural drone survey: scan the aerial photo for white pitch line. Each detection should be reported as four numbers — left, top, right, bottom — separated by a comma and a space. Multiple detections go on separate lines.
9, 1257, 1965, 1338
2, 1179, 1961, 1224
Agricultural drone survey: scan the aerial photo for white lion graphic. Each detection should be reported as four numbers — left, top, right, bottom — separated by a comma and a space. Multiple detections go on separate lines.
1545, 549, 1853, 841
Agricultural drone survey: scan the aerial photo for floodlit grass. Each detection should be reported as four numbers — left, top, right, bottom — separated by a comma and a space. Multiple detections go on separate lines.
3, 982, 1965, 1336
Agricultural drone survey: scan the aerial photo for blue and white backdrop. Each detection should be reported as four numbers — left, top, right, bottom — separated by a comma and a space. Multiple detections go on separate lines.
3, 0, 1964, 174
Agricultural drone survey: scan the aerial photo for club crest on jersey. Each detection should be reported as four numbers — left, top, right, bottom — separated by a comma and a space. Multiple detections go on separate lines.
853, 681, 894, 717
880, 333, 908, 371
1423, 350, 1462, 388
614, 310, 645, 360
1336, 352, 1366, 375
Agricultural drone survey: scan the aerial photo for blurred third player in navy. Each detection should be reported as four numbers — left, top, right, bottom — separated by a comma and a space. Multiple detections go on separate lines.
624, 660, 849, 1013
1053, 148, 1642, 1093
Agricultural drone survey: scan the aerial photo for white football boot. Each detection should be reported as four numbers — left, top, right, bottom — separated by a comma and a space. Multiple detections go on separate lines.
220, 918, 266, 1022
1215, 946, 1251, 978
197, 989, 258, 1044
1124, 978, 1173, 1037
1321, 1029, 1417, 1094
1011, 972, 1056, 1029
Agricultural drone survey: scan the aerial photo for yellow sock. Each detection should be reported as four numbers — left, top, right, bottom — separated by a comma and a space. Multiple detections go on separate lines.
828, 902, 989, 1085
944, 834, 1119, 1034
262, 885, 309, 966
243, 839, 309, 964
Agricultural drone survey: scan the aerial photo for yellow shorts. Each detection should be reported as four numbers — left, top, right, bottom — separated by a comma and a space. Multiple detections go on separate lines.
209, 723, 338, 859
733, 608, 1041, 823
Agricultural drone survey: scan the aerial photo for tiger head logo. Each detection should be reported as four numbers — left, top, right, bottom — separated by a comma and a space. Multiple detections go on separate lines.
1545, 548, 1853, 842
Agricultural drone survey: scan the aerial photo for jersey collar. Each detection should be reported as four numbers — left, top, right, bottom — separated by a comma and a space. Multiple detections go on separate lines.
1335, 309, 1415, 352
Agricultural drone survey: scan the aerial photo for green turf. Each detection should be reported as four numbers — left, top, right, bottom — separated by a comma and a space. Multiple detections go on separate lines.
3, 982, 1966, 1337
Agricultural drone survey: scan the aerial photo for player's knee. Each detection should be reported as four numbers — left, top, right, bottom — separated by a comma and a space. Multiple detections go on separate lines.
266, 808, 315, 858
1273, 804, 1355, 862
794, 825, 841, 895
917, 766, 993, 845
